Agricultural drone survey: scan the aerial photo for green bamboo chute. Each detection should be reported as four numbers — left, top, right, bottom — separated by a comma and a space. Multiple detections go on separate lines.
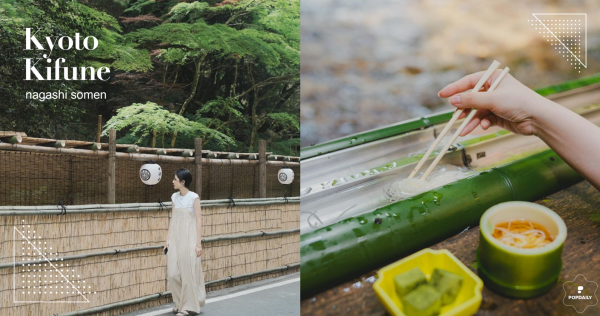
300, 150, 581, 297
300, 73, 600, 161
301, 113, 453, 160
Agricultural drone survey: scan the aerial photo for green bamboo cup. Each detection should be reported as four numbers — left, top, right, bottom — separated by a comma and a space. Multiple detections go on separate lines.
476, 201, 567, 298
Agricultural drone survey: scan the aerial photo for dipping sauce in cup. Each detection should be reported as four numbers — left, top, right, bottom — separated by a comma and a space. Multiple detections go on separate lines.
477, 201, 567, 298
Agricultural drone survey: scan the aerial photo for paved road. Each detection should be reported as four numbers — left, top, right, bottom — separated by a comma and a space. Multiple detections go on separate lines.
122, 272, 300, 316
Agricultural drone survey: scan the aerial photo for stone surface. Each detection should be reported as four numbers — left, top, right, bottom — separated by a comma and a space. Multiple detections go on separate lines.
300, 0, 600, 147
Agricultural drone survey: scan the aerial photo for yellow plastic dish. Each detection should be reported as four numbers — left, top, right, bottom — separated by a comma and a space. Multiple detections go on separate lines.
373, 248, 483, 316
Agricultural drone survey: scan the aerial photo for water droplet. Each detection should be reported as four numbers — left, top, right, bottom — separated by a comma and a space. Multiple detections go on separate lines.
407, 209, 415, 224
353, 228, 366, 237
309, 241, 326, 251
433, 192, 444, 206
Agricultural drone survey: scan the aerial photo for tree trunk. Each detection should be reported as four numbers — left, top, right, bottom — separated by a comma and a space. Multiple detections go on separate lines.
247, 87, 260, 152
152, 130, 157, 148
170, 54, 207, 147
248, 129, 257, 152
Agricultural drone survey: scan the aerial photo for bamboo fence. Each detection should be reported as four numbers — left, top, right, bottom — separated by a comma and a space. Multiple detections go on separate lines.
0, 136, 300, 206
0, 200, 300, 315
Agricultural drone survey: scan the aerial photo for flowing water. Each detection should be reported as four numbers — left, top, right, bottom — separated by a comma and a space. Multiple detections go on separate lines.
301, 164, 476, 233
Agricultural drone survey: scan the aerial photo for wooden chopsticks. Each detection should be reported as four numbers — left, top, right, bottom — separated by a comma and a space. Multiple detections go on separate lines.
410, 61, 509, 181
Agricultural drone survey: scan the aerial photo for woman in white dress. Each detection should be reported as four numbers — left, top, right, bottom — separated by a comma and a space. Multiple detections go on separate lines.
165, 168, 206, 315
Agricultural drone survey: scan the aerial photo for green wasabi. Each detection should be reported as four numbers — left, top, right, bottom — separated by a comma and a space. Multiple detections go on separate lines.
394, 267, 427, 298
403, 284, 442, 316
429, 268, 464, 305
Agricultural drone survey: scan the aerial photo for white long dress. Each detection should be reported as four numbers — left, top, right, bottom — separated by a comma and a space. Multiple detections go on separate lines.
167, 191, 206, 313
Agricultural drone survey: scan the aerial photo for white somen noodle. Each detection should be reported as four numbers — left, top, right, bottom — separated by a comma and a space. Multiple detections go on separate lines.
383, 165, 473, 202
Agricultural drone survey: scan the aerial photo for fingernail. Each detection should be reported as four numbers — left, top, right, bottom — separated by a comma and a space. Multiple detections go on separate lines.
449, 95, 461, 105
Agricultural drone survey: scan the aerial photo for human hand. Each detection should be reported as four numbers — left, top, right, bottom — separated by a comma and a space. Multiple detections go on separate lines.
438, 70, 552, 137
165, 240, 169, 249
195, 243, 202, 257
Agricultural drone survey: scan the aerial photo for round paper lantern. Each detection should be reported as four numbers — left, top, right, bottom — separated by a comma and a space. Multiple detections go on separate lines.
140, 162, 162, 185
278, 168, 294, 185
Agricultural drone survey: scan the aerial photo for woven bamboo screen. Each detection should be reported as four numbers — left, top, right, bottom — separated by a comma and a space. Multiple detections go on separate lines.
0, 203, 300, 316
0, 150, 299, 206
0, 151, 108, 206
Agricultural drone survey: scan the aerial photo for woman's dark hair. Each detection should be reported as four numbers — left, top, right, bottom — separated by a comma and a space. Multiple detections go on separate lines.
174, 168, 192, 188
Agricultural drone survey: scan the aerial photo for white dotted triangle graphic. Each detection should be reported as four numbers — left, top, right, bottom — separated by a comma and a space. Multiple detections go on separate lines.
13, 220, 95, 303
529, 13, 587, 73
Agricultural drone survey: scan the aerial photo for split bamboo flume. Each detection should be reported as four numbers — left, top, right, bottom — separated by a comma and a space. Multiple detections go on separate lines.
300, 150, 581, 297
300, 112, 454, 160
300, 74, 600, 161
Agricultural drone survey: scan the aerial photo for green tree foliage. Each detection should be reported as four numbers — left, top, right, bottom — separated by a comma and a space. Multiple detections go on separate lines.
103, 101, 234, 148
0, 0, 300, 155
0, 0, 150, 138
124, 0, 299, 152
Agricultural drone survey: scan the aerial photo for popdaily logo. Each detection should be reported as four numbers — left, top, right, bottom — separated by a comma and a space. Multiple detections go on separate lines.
569, 294, 593, 299
563, 274, 598, 313
24, 28, 110, 81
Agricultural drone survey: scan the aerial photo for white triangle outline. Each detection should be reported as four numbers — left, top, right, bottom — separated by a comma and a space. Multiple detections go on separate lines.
532, 13, 587, 68
13, 226, 90, 303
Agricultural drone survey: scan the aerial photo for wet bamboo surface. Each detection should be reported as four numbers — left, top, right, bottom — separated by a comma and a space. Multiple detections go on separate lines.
300, 180, 600, 315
